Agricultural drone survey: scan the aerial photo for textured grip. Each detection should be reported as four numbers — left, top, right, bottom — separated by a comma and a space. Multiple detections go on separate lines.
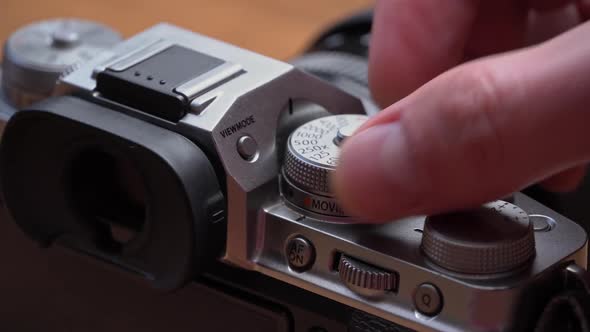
421, 223, 536, 274
338, 255, 395, 292
282, 114, 368, 200
283, 146, 331, 196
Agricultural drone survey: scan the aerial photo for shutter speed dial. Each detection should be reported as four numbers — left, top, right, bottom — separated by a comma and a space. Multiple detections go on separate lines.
281, 114, 367, 218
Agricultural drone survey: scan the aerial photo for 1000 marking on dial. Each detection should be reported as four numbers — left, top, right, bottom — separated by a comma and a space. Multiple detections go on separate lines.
288, 115, 367, 169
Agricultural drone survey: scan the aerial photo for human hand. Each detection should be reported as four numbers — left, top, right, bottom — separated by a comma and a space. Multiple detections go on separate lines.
333, 0, 590, 221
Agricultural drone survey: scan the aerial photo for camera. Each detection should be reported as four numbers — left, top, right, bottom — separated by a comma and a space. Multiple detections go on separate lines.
0, 16, 589, 332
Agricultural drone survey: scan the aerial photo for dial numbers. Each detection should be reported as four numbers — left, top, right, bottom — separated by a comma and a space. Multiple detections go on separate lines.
288, 114, 367, 168
281, 114, 368, 217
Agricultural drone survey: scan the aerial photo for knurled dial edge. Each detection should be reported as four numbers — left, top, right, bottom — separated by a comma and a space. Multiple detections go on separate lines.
421, 200, 536, 275
282, 114, 367, 197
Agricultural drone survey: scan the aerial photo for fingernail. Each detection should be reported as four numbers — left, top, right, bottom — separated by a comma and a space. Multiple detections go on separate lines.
334, 121, 421, 221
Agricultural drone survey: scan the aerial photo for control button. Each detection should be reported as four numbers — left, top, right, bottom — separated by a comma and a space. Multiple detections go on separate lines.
338, 254, 397, 297
530, 214, 555, 232
334, 122, 362, 146
414, 283, 443, 316
421, 200, 536, 274
236, 135, 259, 161
51, 29, 80, 47
285, 235, 315, 272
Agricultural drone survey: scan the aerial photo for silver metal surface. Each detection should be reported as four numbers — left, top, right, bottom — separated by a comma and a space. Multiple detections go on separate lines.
106, 39, 172, 72
254, 193, 587, 332
413, 283, 443, 316
338, 254, 396, 297
176, 62, 244, 100
531, 214, 556, 232
422, 201, 536, 274
2, 18, 121, 108
285, 235, 315, 272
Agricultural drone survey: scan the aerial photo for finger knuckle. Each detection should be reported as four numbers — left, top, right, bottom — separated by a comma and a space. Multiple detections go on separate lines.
444, 64, 504, 122
407, 64, 509, 188
446, 65, 508, 177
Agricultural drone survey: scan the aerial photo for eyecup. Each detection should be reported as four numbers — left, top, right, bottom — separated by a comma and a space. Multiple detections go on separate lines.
0, 96, 225, 290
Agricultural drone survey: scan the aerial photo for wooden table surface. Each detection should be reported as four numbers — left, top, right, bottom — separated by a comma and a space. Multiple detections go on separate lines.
1, 0, 372, 60
0, 1, 372, 331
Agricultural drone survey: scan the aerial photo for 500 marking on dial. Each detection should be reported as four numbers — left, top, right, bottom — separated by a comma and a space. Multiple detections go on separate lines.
288, 115, 366, 168
291, 139, 338, 166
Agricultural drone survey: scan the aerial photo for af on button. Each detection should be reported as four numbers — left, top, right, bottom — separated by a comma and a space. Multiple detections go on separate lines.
414, 283, 443, 316
285, 235, 315, 272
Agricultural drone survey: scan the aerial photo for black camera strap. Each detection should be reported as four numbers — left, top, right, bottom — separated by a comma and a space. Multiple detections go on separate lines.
535, 264, 590, 332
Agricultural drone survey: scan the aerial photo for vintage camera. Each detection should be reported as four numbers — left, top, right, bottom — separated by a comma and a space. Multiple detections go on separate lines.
0, 16, 589, 332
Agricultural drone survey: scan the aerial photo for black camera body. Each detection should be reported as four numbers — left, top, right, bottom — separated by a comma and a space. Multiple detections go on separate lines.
0, 15, 589, 332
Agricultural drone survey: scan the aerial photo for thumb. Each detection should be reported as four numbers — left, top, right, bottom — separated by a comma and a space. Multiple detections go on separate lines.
333, 22, 590, 221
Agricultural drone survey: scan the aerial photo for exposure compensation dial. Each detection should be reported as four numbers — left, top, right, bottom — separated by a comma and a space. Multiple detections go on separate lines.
421, 200, 536, 274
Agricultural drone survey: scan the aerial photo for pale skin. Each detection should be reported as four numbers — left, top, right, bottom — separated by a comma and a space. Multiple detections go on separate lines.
332, 0, 590, 221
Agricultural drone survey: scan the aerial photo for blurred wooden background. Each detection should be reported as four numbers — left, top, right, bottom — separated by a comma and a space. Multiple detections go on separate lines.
1, 0, 373, 60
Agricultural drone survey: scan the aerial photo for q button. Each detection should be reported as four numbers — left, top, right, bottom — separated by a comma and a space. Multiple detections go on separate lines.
414, 283, 443, 316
